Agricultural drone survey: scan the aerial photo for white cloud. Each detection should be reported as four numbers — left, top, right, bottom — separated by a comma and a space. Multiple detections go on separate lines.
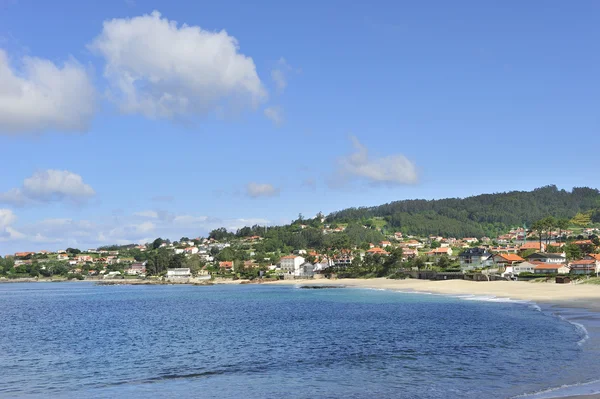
0, 209, 16, 228
1, 209, 273, 252
0, 209, 24, 241
0, 170, 95, 205
332, 136, 418, 187
270, 57, 293, 93
0, 49, 95, 134
89, 10, 267, 119
246, 182, 279, 198
264, 106, 284, 127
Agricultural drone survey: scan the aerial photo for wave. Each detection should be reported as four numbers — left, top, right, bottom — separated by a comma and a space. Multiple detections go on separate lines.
556, 315, 590, 346
514, 378, 600, 398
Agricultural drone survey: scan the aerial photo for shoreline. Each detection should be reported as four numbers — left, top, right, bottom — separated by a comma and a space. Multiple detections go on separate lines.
266, 278, 600, 313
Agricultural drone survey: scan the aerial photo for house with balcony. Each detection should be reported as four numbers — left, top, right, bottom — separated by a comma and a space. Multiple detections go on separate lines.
458, 248, 493, 271
525, 253, 566, 264
569, 259, 599, 275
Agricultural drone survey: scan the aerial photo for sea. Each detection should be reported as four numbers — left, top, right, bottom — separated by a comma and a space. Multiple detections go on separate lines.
1, 282, 600, 399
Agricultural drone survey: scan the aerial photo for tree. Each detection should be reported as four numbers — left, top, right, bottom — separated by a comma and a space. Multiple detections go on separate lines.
209, 228, 233, 241
571, 212, 591, 227
152, 238, 164, 250
169, 253, 186, 269
66, 248, 81, 255
564, 243, 582, 261
556, 218, 570, 241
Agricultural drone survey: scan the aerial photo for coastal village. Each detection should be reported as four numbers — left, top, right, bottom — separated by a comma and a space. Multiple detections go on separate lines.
2, 216, 600, 284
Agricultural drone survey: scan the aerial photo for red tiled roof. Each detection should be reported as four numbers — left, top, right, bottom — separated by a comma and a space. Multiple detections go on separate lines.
497, 254, 524, 262
520, 242, 542, 250
366, 247, 389, 255
570, 259, 596, 265
534, 263, 565, 270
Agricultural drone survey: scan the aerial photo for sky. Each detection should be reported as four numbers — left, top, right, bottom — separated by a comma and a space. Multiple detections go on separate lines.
0, 0, 599, 253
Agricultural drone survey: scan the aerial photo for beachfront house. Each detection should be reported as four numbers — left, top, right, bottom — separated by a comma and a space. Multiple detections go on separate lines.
533, 263, 570, 275
525, 253, 566, 264
126, 262, 147, 275
458, 248, 493, 271
493, 254, 524, 268
294, 262, 315, 278
569, 260, 600, 275
280, 255, 306, 275
166, 268, 191, 280
502, 261, 537, 277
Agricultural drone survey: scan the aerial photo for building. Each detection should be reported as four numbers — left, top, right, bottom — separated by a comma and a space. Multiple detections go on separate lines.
426, 247, 453, 257
533, 263, 570, 275
380, 241, 392, 248
503, 261, 538, 277
219, 261, 233, 270
404, 240, 424, 249
57, 254, 69, 261
458, 248, 493, 270
366, 247, 389, 256
166, 268, 191, 279
525, 253, 566, 264
493, 253, 524, 267
294, 262, 315, 278
127, 262, 147, 275
519, 242, 546, 252
569, 260, 599, 275
401, 248, 418, 259
280, 255, 306, 274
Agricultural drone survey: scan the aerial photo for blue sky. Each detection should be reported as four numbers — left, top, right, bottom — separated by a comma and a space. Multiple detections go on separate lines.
0, 0, 599, 253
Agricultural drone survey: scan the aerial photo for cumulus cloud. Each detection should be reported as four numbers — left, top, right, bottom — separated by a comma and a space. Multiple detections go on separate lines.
0, 210, 272, 251
264, 106, 284, 127
331, 136, 418, 187
0, 170, 95, 205
0, 49, 96, 134
246, 182, 280, 198
0, 208, 24, 241
89, 11, 267, 119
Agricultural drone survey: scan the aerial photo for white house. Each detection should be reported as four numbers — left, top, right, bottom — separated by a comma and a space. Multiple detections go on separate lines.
569, 260, 600, 275
525, 253, 566, 264
294, 262, 315, 278
166, 268, 191, 279
503, 261, 538, 277
280, 255, 306, 274
534, 263, 570, 274
184, 247, 199, 255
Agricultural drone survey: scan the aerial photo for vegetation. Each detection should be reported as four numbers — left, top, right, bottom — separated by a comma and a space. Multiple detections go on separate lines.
326, 185, 600, 238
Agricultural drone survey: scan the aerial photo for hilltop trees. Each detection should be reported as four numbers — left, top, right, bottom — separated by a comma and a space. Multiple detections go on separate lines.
327, 185, 600, 238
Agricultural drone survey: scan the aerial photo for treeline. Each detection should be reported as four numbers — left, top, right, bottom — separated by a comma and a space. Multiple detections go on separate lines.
327, 186, 600, 238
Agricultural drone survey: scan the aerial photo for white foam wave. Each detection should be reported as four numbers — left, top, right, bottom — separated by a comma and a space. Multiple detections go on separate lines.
515, 378, 600, 398
556, 315, 590, 346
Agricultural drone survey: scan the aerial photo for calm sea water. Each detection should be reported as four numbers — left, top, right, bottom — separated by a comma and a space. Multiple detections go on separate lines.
0, 282, 599, 399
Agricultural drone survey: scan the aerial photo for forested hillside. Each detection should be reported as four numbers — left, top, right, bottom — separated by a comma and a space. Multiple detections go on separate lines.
326, 186, 600, 238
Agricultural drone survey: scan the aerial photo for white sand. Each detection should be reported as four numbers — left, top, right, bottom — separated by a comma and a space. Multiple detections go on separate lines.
266, 278, 600, 311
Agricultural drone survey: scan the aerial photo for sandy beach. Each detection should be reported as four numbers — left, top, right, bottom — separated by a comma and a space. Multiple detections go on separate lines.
267, 278, 600, 312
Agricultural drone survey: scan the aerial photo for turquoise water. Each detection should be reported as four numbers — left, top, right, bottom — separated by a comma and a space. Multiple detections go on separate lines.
0, 282, 597, 398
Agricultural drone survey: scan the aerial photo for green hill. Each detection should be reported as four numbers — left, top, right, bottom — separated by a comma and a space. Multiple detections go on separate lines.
326, 185, 600, 238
